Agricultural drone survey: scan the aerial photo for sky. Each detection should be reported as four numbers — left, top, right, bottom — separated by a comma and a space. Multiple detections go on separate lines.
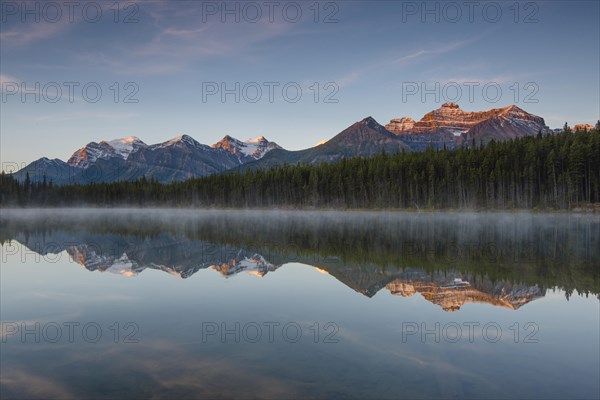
1, 0, 599, 168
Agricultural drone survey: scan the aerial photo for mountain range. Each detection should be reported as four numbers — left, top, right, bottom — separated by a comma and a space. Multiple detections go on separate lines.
12, 103, 549, 184
13, 134, 281, 184
385, 102, 549, 150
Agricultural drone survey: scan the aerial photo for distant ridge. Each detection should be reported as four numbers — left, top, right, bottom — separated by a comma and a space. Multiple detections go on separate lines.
12, 134, 281, 184
385, 102, 549, 150
12, 103, 550, 184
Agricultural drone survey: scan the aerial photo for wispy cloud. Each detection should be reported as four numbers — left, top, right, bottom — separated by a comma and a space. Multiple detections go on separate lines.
0, 0, 136, 47
31, 112, 138, 123
312, 36, 485, 91
0, 73, 88, 102
391, 38, 477, 66
336, 71, 360, 88
74, 52, 183, 76
161, 27, 210, 39
0, 21, 69, 46
431, 74, 520, 85
138, 18, 292, 58
74, 18, 294, 76
0, 73, 19, 85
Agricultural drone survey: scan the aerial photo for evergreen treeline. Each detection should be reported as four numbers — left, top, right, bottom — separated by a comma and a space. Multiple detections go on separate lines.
2, 129, 599, 209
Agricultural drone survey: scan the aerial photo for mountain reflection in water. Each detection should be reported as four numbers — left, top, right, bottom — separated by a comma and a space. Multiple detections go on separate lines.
2, 209, 597, 312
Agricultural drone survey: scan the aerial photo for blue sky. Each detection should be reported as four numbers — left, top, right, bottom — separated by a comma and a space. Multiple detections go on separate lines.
1, 0, 599, 167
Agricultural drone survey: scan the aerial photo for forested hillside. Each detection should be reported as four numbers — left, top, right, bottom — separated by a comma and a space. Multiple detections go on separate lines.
2, 129, 599, 210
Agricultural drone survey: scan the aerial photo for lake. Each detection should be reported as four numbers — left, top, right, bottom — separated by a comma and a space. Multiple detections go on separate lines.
1, 209, 598, 399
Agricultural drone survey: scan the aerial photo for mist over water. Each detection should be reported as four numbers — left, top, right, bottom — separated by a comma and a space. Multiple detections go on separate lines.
1, 209, 599, 399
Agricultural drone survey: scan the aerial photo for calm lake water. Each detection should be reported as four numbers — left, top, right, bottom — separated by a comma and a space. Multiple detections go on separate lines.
1, 209, 598, 399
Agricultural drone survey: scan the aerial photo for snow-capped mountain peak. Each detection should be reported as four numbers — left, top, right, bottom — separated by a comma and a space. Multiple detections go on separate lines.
246, 136, 266, 143
212, 135, 281, 160
67, 136, 147, 168
165, 134, 196, 145
154, 134, 207, 150
102, 136, 146, 158
104, 136, 143, 147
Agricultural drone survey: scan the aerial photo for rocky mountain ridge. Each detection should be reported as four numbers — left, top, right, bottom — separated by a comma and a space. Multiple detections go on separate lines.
385, 102, 549, 149
13, 134, 281, 184
12, 103, 551, 183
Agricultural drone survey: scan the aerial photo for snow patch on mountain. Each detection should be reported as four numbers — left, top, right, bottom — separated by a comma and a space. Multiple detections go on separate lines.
103, 136, 144, 158
212, 135, 281, 161
246, 136, 266, 143
67, 136, 147, 168
155, 134, 206, 149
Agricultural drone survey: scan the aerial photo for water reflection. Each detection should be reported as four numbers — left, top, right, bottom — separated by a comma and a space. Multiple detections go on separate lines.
1, 209, 599, 399
2, 209, 598, 311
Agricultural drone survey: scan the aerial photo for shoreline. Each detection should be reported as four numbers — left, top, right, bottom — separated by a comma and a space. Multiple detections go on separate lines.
2, 205, 599, 214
